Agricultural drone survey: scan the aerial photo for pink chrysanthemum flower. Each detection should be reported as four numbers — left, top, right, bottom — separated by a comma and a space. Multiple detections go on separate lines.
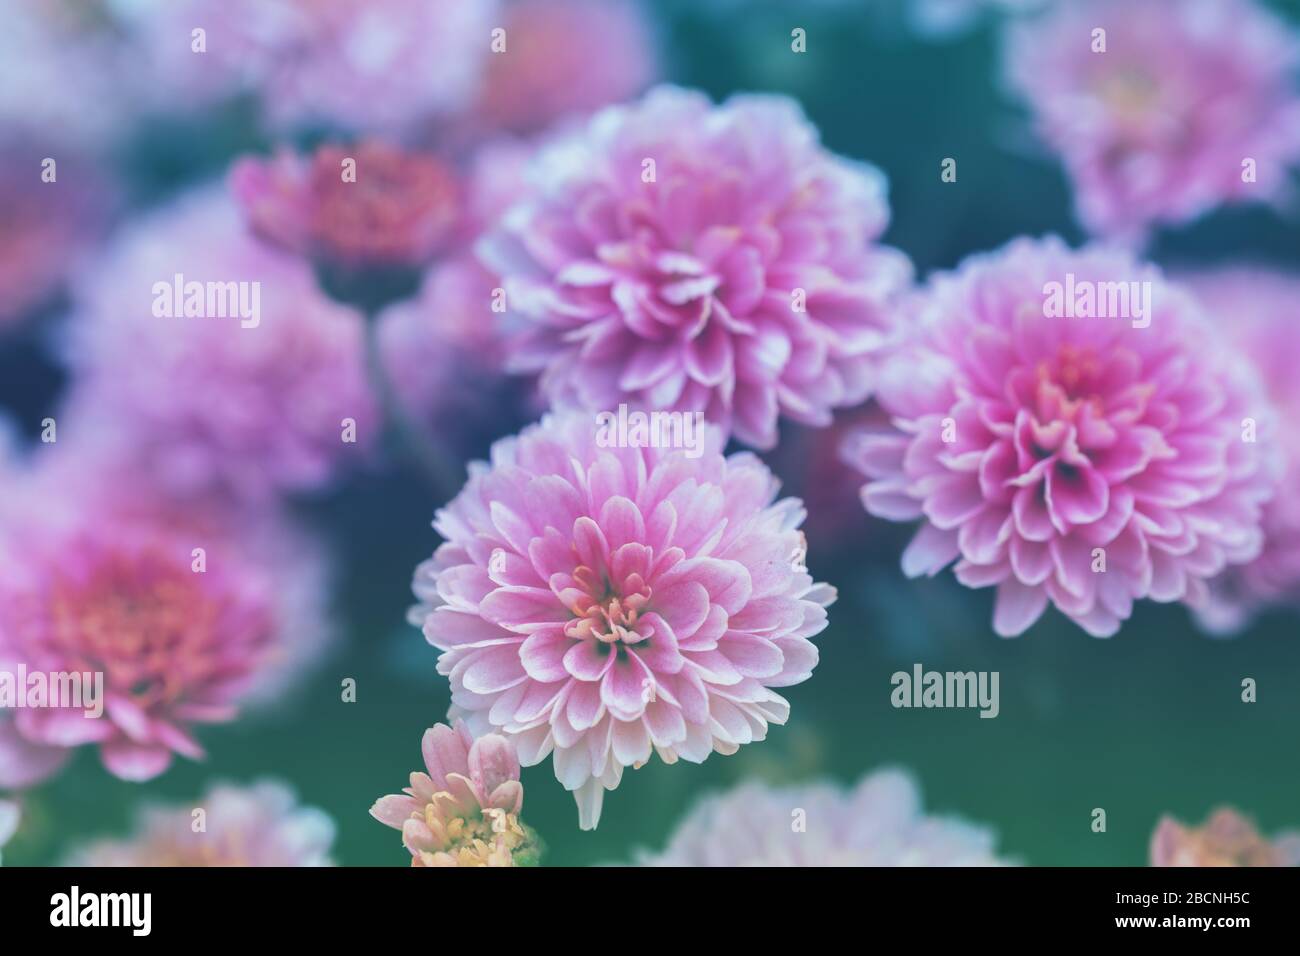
1004, 0, 1300, 242
370, 721, 540, 867
1182, 268, 1300, 632
62, 187, 376, 503
842, 237, 1278, 637
410, 411, 834, 829
475, 0, 657, 134
480, 86, 912, 449
0, 454, 331, 786
230, 141, 462, 270
1151, 808, 1300, 867
637, 769, 1009, 866
118, 0, 499, 135
68, 780, 335, 866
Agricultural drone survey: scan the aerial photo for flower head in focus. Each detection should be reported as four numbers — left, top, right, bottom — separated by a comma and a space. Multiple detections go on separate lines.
1004, 0, 1300, 242
1151, 808, 1300, 867
843, 237, 1279, 637
637, 768, 1009, 866
411, 411, 834, 829
68, 780, 335, 866
481, 86, 912, 449
370, 721, 539, 866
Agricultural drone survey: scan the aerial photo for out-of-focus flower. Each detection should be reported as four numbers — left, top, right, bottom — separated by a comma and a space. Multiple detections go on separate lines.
480, 86, 911, 449
62, 187, 376, 503
0, 143, 113, 331
370, 721, 539, 866
843, 237, 1278, 637
115, 0, 500, 135
230, 141, 461, 271
0, 798, 18, 865
475, 0, 657, 134
411, 412, 834, 829
1151, 808, 1300, 867
0, 452, 332, 786
636, 768, 1009, 866
1181, 269, 1300, 632
68, 780, 335, 866
1004, 0, 1300, 242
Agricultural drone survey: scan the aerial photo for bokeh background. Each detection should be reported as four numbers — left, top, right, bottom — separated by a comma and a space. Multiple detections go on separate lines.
2, 0, 1299, 866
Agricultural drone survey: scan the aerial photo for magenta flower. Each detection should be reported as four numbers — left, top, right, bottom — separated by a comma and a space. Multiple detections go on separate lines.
63, 188, 377, 503
480, 86, 912, 449
1005, 0, 1300, 242
0, 453, 330, 786
637, 769, 1009, 866
1151, 808, 1300, 867
475, 0, 657, 134
370, 721, 539, 867
69, 780, 336, 866
118, 0, 500, 135
842, 237, 1278, 637
1182, 269, 1300, 631
411, 412, 834, 828
230, 141, 462, 271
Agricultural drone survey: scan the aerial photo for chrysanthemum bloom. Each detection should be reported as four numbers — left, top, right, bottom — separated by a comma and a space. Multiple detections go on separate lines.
637, 768, 1008, 866
0, 799, 18, 865
475, 0, 657, 134
230, 142, 461, 271
1151, 808, 1300, 867
370, 721, 540, 866
0, 453, 332, 786
1181, 269, 1300, 632
1004, 0, 1300, 242
68, 781, 335, 866
480, 86, 912, 449
116, 0, 500, 135
411, 412, 834, 828
842, 238, 1278, 637
63, 188, 376, 503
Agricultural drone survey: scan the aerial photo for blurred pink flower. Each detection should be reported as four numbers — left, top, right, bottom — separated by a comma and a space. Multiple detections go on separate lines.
1005, 0, 1300, 242
230, 141, 462, 270
411, 412, 834, 829
1182, 268, 1300, 631
637, 769, 1009, 866
63, 187, 377, 503
370, 721, 539, 867
118, 0, 500, 134
475, 0, 657, 134
1151, 808, 1300, 867
843, 237, 1278, 637
0, 452, 332, 786
480, 86, 912, 449
69, 780, 336, 866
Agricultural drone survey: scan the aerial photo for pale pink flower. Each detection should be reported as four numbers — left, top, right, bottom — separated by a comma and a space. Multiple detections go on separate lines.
1005, 0, 1300, 242
1182, 268, 1300, 632
411, 411, 834, 829
842, 237, 1278, 637
1151, 808, 1300, 867
117, 0, 500, 135
0, 452, 332, 786
68, 780, 335, 866
230, 141, 462, 270
475, 0, 657, 134
637, 769, 1009, 866
370, 721, 539, 867
63, 187, 377, 503
480, 86, 912, 449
